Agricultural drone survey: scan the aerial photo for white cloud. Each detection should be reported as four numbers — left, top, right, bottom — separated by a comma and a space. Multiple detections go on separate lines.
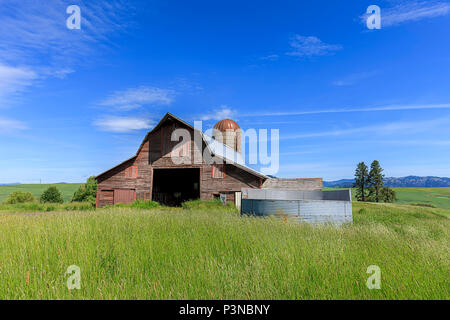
282, 118, 448, 140
50, 69, 75, 79
0, 64, 38, 105
286, 35, 342, 57
201, 105, 236, 121
260, 54, 280, 61
361, 1, 450, 27
242, 103, 450, 117
94, 116, 154, 133
0, 1, 133, 107
0, 117, 28, 133
99, 86, 175, 111
0, 1, 131, 66
332, 71, 379, 86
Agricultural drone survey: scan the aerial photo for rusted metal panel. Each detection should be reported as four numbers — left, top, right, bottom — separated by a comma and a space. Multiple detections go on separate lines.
262, 178, 322, 190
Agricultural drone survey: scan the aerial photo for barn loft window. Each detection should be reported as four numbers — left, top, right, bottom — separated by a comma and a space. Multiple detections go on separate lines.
124, 166, 138, 178
212, 163, 225, 179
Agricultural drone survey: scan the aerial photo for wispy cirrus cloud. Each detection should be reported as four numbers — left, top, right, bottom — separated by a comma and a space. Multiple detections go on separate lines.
332, 71, 379, 86
94, 116, 154, 133
286, 35, 342, 57
201, 105, 237, 121
0, 0, 133, 66
282, 117, 448, 140
0, 64, 38, 106
260, 54, 280, 61
99, 86, 176, 111
0, 0, 134, 108
0, 117, 28, 133
241, 103, 450, 117
361, 1, 450, 27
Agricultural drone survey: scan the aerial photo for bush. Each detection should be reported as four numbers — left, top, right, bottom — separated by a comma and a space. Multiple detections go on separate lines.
71, 176, 97, 206
4, 191, 35, 204
40, 187, 64, 204
63, 202, 96, 211
380, 187, 397, 203
130, 200, 160, 209
103, 200, 161, 210
182, 199, 236, 211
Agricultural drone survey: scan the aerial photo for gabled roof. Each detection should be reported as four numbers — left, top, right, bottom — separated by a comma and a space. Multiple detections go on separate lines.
97, 112, 268, 180
96, 155, 137, 179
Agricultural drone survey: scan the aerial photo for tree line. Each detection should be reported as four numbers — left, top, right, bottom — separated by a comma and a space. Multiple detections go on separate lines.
354, 160, 397, 203
3, 177, 97, 206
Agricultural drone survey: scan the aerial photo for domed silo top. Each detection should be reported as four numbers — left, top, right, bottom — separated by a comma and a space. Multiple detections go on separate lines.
213, 119, 240, 131
212, 119, 241, 153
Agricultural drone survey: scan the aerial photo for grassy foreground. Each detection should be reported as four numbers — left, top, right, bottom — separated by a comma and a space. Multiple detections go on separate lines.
0, 202, 448, 299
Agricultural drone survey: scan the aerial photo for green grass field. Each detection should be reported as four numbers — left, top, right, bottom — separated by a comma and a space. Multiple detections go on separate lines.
1, 184, 449, 209
0, 202, 448, 299
323, 187, 450, 210
393, 187, 450, 209
0, 183, 82, 203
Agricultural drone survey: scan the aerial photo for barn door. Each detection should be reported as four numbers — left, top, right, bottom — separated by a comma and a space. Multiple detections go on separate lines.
114, 189, 135, 205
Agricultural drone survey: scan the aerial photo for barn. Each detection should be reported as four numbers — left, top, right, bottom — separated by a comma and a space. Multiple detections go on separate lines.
95, 113, 322, 208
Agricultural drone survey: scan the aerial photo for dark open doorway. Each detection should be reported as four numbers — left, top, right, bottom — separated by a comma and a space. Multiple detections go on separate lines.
152, 168, 200, 206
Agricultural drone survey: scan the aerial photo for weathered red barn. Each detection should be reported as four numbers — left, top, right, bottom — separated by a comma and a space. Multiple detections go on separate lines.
96, 113, 322, 207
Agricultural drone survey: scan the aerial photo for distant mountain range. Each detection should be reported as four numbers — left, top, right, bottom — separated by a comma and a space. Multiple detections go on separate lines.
2, 177, 450, 188
324, 176, 450, 188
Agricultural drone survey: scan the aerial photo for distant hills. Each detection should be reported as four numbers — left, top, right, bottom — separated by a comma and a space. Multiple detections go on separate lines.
324, 176, 450, 188
0, 182, 68, 185
2, 177, 450, 188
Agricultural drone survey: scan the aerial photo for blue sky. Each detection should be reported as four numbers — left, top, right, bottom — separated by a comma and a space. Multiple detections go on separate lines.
1, 0, 450, 183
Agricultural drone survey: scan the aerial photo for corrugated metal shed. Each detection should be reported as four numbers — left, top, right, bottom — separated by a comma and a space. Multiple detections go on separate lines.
241, 189, 352, 225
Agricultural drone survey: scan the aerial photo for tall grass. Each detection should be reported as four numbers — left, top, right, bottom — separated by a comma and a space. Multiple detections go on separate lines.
0, 202, 94, 213
0, 202, 448, 299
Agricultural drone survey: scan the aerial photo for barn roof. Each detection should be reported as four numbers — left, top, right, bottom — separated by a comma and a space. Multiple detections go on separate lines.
95, 155, 137, 180
97, 113, 268, 180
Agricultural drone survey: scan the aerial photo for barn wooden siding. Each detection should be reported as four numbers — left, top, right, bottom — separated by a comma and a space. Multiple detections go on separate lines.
96, 113, 324, 208
96, 116, 262, 207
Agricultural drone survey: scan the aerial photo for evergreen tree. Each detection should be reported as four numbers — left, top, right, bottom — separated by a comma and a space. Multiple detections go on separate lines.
354, 162, 369, 201
368, 160, 385, 202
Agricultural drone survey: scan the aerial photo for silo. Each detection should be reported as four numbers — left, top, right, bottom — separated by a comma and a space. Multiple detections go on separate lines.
213, 119, 242, 153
